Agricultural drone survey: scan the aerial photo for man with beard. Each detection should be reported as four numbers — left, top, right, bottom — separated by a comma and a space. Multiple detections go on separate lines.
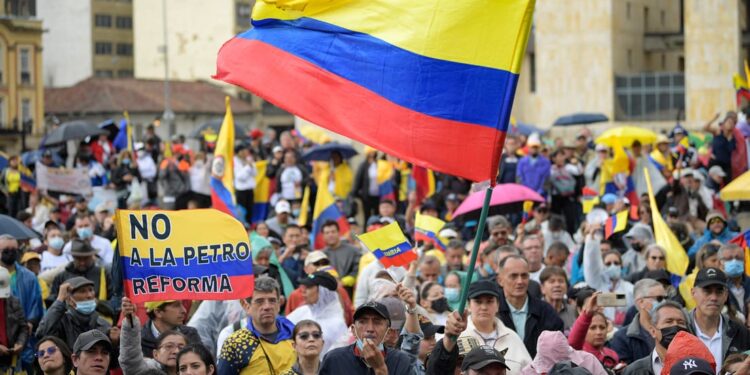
623, 301, 690, 375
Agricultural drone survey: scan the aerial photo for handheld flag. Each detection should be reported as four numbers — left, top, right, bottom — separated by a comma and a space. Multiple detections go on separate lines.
298, 186, 311, 227
113, 112, 134, 152
215, 0, 535, 182
311, 168, 350, 249
358, 221, 416, 268
251, 160, 274, 223
412, 165, 436, 207
604, 210, 628, 239
210, 97, 239, 219
521, 201, 534, 224
19, 165, 35, 192
729, 230, 750, 276
645, 168, 688, 276
377, 160, 396, 201
114, 209, 254, 303
414, 212, 448, 251
733, 60, 750, 106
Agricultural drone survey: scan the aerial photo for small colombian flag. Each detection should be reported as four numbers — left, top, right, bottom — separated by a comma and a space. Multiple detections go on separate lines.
604, 210, 629, 239
358, 221, 416, 268
521, 201, 534, 224
414, 212, 448, 251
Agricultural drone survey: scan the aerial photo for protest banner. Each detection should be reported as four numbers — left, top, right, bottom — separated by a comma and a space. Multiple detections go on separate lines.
35, 162, 92, 195
114, 209, 254, 303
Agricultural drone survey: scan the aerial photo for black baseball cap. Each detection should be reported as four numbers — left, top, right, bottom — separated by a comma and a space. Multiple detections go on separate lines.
73, 329, 112, 354
299, 271, 338, 291
694, 267, 728, 289
419, 322, 445, 338
461, 345, 509, 372
467, 280, 501, 300
644, 269, 671, 284
354, 301, 390, 323
668, 356, 714, 375
67, 276, 95, 292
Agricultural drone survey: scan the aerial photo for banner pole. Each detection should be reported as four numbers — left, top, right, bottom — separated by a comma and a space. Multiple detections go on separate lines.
457, 185, 494, 315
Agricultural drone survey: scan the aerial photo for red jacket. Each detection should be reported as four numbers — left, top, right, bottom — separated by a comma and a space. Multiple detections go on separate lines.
569, 311, 620, 368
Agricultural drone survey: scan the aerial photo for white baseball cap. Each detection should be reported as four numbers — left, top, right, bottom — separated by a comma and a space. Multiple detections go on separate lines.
275, 200, 291, 214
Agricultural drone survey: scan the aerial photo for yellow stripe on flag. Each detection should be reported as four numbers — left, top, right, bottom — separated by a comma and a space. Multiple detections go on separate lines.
645, 168, 688, 276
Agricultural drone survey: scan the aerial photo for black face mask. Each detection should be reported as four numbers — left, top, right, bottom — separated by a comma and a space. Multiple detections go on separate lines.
1, 249, 18, 266
631, 242, 644, 252
659, 325, 688, 349
431, 298, 450, 313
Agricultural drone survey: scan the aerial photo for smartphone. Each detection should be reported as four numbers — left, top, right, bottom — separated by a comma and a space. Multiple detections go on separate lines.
598, 293, 627, 307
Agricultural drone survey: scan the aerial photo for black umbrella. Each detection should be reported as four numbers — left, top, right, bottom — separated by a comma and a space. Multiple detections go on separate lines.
42, 120, 108, 146
0, 214, 40, 240
189, 119, 249, 139
553, 112, 609, 126
98, 119, 120, 141
302, 142, 358, 162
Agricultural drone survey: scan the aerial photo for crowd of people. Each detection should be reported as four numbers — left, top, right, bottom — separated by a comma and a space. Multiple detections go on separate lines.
0, 108, 749, 375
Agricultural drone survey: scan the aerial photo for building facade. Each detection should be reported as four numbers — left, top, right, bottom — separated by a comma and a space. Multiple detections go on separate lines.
512, 0, 749, 130
133, 0, 293, 129
38, 0, 133, 88
0, 0, 44, 153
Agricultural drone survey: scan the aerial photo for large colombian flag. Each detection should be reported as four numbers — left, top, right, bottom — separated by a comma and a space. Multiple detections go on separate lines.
311, 168, 350, 249
210, 97, 239, 219
215, 0, 535, 182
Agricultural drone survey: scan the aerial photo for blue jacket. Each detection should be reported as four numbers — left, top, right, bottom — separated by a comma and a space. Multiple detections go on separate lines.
516, 155, 551, 196
688, 227, 738, 257
608, 313, 654, 364
12, 263, 44, 323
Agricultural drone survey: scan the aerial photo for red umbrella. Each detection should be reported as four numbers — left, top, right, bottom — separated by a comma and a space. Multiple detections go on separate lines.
452, 183, 544, 220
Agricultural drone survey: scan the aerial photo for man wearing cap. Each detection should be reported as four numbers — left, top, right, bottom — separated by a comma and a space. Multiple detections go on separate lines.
621, 223, 655, 278
456, 280, 530, 373
688, 211, 738, 257
705, 166, 726, 194
461, 345, 509, 375
321, 220, 361, 290
689, 267, 750, 367
0, 267, 28, 370
266, 200, 296, 238
319, 300, 413, 374
496, 255, 562, 358
72, 329, 112, 375
63, 215, 114, 267
218, 276, 295, 374
37, 276, 111, 351
48, 239, 112, 308
140, 300, 201, 358
516, 133, 550, 197
284, 251, 354, 325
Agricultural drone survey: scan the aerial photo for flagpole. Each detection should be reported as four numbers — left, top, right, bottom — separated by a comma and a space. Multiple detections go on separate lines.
456, 184, 493, 315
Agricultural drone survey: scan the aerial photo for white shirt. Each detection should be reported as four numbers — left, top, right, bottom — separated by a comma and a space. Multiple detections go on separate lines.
137, 154, 157, 180
189, 159, 212, 195
529, 264, 545, 284
651, 350, 663, 375
367, 163, 379, 196
62, 235, 114, 266
279, 166, 302, 200
41, 251, 71, 272
694, 317, 723, 367
233, 156, 257, 191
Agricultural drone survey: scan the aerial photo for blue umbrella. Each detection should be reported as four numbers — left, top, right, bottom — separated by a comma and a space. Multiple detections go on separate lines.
302, 142, 358, 162
553, 113, 609, 126
0, 214, 40, 239
510, 122, 547, 136
21, 149, 63, 166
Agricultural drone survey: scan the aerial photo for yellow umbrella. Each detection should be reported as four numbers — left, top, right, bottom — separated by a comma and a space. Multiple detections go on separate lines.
720, 170, 750, 201
595, 126, 658, 148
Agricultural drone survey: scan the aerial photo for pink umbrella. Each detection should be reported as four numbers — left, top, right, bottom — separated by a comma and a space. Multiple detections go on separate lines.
452, 183, 545, 220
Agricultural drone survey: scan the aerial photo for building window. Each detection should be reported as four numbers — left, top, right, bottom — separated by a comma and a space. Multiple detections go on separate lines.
529, 52, 536, 93
95, 42, 112, 55
95, 70, 114, 78
678, 56, 685, 72
95, 14, 112, 27
19, 48, 31, 85
627, 49, 633, 69
20, 98, 31, 125
660, 10, 666, 26
615, 72, 685, 121
117, 69, 133, 78
115, 16, 132, 29
116, 43, 133, 56
236, 2, 251, 28
644, 7, 649, 30
0, 45, 5, 84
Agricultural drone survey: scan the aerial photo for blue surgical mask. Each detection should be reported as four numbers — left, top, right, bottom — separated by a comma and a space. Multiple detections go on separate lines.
445, 287, 460, 303
355, 338, 384, 352
77, 227, 93, 240
49, 237, 64, 250
292, 208, 300, 217
122, 159, 131, 166
75, 299, 97, 315
483, 264, 495, 276
724, 259, 744, 278
605, 264, 622, 281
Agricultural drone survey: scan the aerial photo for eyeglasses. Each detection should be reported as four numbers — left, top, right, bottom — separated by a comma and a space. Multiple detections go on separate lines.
645, 295, 667, 303
35, 346, 58, 358
297, 331, 322, 341
649, 256, 665, 261
159, 343, 185, 352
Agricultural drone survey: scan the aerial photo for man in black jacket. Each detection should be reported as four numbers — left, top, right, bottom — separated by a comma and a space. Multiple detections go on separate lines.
47, 240, 112, 308
496, 255, 563, 357
624, 301, 690, 375
140, 300, 202, 358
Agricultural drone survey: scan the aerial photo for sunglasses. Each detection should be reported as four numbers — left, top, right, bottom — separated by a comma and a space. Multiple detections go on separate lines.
36, 346, 58, 358
297, 331, 322, 341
